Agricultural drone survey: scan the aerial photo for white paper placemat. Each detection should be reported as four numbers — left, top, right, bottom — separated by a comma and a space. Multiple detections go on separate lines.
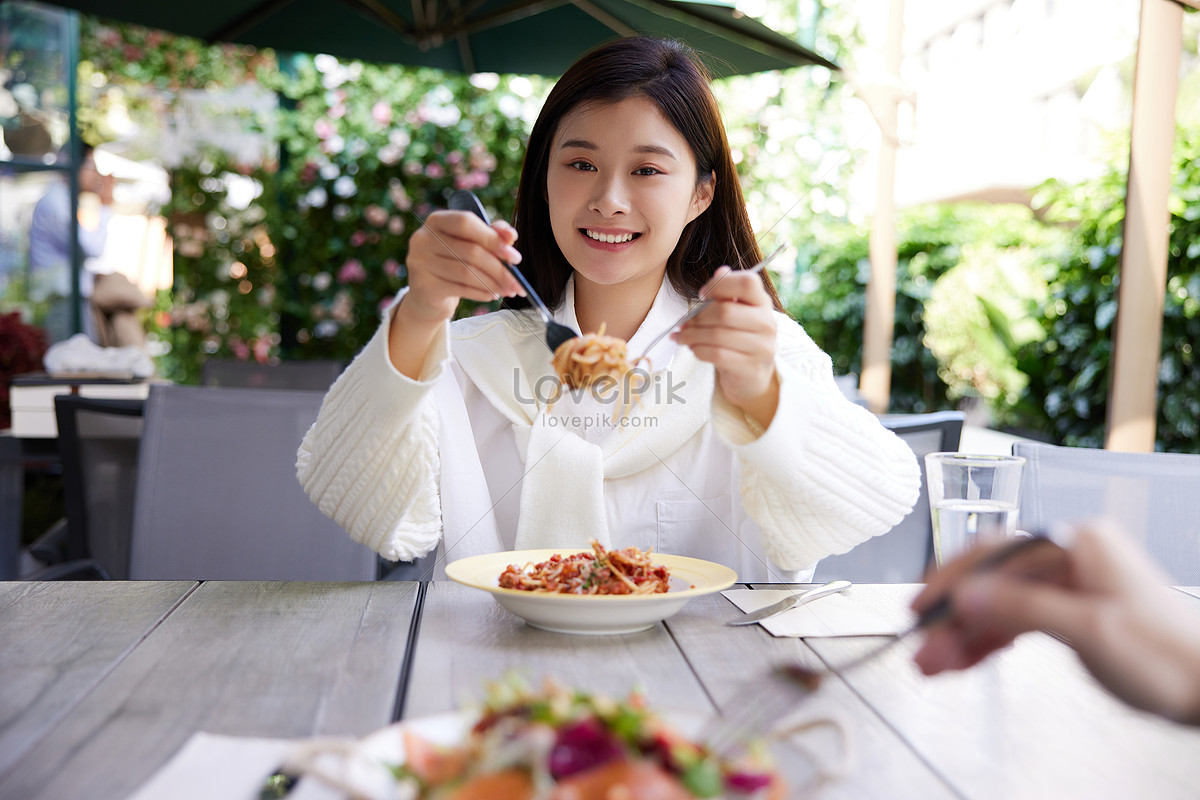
126, 733, 295, 800
722, 589, 908, 638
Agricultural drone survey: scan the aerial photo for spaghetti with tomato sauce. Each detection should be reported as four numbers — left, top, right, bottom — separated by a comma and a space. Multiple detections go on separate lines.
498, 541, 671, 595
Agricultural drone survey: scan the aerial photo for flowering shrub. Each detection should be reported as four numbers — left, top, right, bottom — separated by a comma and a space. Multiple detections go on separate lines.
158, 152, 281, 383
261, 56, 541, 358
82, 20, 543, 381
0, 311, 49, 428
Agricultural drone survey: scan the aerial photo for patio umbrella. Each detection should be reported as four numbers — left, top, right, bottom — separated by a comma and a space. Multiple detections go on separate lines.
38, 0, 836, 76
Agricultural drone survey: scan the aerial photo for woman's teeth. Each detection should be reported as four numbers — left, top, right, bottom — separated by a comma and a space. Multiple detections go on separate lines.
584, 230, 635, 244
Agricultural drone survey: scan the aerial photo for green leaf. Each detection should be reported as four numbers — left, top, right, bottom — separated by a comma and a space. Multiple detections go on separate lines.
680, 758, 724, 798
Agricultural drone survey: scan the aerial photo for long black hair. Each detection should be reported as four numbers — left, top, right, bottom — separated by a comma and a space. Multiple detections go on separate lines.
507, 36, 782, 312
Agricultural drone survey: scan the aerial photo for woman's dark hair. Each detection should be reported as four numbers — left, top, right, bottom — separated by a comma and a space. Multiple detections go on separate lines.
508, 36, 782, 312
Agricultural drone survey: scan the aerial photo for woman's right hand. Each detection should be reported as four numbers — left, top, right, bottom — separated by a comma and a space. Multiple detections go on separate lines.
398, 209, 525, 327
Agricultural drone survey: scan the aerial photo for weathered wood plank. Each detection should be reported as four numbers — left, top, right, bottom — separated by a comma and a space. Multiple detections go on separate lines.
801, 585, 1200, 800
0, 581, 420, 800
404, 582, 712, 718
0, 580, 195, 777
676, 588, 957, 799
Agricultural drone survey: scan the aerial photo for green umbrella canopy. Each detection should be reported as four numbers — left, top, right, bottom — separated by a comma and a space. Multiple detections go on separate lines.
36, 0, 837, 76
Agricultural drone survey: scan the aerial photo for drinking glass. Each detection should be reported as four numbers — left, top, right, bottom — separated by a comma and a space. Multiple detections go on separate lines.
924, 453, 1025, 567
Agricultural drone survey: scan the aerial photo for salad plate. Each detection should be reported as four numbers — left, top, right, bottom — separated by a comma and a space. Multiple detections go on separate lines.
445, 549, 737, 634
284, 682, 794, 800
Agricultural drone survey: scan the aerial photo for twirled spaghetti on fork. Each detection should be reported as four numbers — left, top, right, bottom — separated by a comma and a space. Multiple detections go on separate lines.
552, 323, 647, 391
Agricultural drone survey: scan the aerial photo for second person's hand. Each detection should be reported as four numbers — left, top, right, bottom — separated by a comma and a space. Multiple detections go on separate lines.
912, 521, 1200, 724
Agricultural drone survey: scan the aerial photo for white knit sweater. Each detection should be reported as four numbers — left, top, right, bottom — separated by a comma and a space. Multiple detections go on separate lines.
297, 283, 920, 581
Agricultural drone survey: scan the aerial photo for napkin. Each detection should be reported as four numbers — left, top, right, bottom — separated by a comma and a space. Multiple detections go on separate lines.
44, 333, 155, 378
126, 733, 295, 800
127, 727, 411, 800
722, 589, 908, 638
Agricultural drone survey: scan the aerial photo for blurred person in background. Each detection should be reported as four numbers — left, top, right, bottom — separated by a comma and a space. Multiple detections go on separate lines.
28, 142, 113, 343
28, 143, 148, 348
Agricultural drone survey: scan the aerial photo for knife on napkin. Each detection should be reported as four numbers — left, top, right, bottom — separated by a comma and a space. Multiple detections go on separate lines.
726, 580, 851, 626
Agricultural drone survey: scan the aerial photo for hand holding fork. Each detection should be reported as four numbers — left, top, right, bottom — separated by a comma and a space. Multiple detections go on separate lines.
704, 535, 1067, 758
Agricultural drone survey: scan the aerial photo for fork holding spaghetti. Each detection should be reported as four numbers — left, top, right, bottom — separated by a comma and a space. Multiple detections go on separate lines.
551, 323, 650, 418
552, 322, 647, 390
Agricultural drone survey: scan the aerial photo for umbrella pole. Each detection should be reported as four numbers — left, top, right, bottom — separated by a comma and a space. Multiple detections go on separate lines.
1105, 0, 1186, 452
860, 0, 904, 415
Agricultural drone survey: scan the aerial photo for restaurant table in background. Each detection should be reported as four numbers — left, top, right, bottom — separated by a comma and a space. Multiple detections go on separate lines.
3, 581, 1200, 799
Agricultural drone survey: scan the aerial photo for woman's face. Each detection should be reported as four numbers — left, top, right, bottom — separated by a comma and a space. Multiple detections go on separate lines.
546, 95, 713, 297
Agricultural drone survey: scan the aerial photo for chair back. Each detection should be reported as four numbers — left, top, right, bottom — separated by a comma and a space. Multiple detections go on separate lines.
813, 410, 965, 583
200, 359, 346, 391
1013, 442, 1200, 585
129, 385, 377, 580
53, 396, 145, 579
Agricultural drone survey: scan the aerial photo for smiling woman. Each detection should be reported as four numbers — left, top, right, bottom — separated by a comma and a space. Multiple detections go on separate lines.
297, 37, 921, 585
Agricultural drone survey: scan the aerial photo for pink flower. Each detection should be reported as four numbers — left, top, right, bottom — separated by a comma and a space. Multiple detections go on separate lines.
337, 259, 367, 283
364, 204, 388, 227
378, 296, 395, 313
314, 119, 335, 139
424, 162, 445, 179
329, 104, 346, 120
349, 230, 368, 247
454, 171, 490, 191
387, 216, 405, 236
383, 258, 402, 277
469, 145, 497, 172
372, 101, 392, 126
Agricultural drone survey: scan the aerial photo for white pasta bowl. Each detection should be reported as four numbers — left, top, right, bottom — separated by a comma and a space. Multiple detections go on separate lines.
445, 549, 738, 635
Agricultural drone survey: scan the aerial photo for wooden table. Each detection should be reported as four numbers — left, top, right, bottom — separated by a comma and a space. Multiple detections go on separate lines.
3, 580, 1199, 799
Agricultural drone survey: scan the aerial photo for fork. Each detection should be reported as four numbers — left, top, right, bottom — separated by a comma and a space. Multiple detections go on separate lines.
634, 244, 789, 363
447, 190, 578, 352
702, 534, 1064, 758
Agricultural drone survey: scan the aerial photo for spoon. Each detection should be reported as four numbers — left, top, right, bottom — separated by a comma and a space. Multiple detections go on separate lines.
635, 244, 789, 362
447, 190, 579, 353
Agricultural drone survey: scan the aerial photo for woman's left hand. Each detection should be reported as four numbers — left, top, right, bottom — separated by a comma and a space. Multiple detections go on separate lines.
673, 265, 779, 427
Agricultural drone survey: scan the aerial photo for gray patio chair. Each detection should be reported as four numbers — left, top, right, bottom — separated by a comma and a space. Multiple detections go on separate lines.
813, 410, 965, 583
21, 397, 146, 581
199, 359, 346, 391
1012, 441, 1200, 585
51, 395, 145, 579
128, 384, 379, 580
